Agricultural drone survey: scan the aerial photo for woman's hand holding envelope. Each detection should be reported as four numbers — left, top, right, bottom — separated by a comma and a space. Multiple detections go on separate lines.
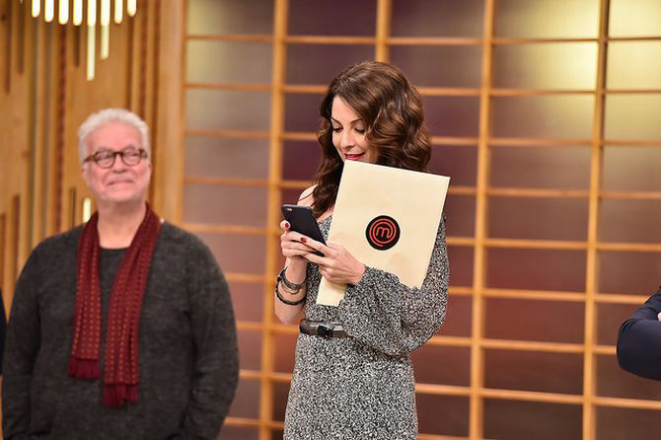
299, 235, 366, 286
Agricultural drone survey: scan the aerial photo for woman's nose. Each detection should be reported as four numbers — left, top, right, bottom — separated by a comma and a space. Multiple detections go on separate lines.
339, 130, 353, 148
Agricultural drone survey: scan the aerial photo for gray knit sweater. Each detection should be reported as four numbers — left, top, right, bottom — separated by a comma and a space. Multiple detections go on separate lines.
2, 222, 238, 440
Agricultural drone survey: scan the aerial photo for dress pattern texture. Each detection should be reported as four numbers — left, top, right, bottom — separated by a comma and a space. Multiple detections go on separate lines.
283, 215, 449, 440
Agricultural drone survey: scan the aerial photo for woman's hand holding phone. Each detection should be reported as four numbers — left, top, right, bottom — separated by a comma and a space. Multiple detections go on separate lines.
280, 220, 314, 262
279, 220, 310, 293
280, 204, 365, 285
299, 238, 365, 286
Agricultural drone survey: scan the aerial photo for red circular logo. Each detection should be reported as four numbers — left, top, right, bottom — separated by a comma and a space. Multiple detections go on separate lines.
365, 215, 400, 250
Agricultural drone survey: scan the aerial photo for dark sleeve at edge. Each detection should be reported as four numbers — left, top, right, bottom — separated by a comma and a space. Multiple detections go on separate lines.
617, 287, 661, 380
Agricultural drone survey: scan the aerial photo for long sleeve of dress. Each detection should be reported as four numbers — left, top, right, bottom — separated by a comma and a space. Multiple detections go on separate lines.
337, 217, 449, 357
616, 287, 661, 380
178, 243, 239, 440
2, 247, 43, 440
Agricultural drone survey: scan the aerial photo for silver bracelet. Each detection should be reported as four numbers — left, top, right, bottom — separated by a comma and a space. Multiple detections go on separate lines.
277, 267, 307, 292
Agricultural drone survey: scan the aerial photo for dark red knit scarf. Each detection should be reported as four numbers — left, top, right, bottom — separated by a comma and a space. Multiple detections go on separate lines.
69, 204, 161, 408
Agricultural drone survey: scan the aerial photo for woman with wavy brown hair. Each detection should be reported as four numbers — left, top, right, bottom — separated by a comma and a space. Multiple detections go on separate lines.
275, 61, 449, 439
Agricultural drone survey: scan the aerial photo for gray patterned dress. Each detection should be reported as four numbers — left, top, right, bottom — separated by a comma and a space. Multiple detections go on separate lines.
283, 215, 449, 440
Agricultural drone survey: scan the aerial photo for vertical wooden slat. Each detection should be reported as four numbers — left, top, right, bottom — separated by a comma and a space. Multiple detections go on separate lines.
68, 186, 77, 228
583, 0, 610, 439
470, 0, 496, 438
6, 195, 20, 305
52, 20, 67, 234
124, 6, 134, 107
31, 16, 53, 247
127, 0, 143, 112
26, 8, 39, 248
153, 0, 184, 223
17, 0, 26, 74
147, 0, 161, 204
374, 0, 391, 62
261, 1, 288, 437
73, 17, 81, 67
18, 5, 36, 265
137, 0, 148, 117
3, 0, 12, 93
140, 0, 158, 129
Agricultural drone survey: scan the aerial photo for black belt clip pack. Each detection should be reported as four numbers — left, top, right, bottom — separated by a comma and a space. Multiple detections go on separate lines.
300, 319, 348, 339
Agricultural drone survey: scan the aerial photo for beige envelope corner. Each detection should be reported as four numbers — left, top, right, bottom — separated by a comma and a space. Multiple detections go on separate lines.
316, 161, 450, 307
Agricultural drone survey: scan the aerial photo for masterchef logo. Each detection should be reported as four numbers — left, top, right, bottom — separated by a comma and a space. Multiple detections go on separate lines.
365, 215, 400, 250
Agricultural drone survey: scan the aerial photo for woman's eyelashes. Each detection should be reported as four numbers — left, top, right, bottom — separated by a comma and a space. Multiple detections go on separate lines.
331, 125, 365, 134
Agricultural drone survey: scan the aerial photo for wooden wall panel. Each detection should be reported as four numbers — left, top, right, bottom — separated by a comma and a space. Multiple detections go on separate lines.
153, 0, 185, 222
0, 0, 32, 302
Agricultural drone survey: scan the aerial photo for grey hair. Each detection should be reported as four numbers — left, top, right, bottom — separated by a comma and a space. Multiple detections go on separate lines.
77, 108, 151, 165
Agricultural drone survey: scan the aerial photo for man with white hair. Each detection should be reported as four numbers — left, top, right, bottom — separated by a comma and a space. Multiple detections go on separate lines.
2, 109, 239, 440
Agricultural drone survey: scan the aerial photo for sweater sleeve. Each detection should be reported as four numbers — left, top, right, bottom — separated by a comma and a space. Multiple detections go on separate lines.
179, 242, 239, 440
616, 287, 661, 380
2, 247, 43, 440
337, 216, 449, 357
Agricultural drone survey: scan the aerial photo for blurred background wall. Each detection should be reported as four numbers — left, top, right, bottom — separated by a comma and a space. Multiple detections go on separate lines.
3, 0, 661, 439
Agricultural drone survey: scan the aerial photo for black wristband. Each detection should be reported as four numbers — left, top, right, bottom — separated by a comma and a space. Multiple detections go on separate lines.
274, 283, 307, 306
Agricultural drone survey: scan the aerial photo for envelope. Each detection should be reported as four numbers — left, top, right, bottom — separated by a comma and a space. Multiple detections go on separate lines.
317, 161, 450, 306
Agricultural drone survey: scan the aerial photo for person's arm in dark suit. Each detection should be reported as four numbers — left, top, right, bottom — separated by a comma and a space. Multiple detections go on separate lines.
617, 287, 661, 380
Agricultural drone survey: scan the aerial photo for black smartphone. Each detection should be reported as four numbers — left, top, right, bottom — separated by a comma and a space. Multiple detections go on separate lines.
281, 205, 327, 254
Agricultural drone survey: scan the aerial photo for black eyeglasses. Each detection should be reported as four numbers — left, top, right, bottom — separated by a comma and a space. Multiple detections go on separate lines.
84, 147, 148, 169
